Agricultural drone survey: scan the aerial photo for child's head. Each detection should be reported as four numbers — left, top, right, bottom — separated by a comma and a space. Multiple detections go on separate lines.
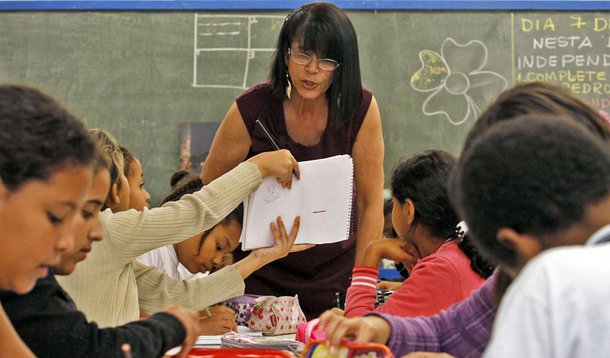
390, 150, 459, 253
55, 153, 111, 275
120, 146, 150, 211
464, 81, 610, 152
0, 84, 98, 293
453, 115, 610, 278
90, 128, 129, 212
163, 176, 243, 274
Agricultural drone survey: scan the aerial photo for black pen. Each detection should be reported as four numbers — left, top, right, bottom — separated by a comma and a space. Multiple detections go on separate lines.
255, 119, 297, 177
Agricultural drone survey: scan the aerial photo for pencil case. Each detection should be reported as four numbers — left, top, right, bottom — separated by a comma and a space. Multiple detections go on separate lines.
218, 294, 260, 326
248, 295, 307, 335
300, 340, 393, 358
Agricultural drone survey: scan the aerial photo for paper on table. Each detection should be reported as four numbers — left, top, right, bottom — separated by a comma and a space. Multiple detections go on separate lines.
196, 325, 263, 346
240, 155, 354, 250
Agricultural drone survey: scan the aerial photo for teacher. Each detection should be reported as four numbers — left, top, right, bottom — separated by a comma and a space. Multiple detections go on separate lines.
200, 2, 384, 319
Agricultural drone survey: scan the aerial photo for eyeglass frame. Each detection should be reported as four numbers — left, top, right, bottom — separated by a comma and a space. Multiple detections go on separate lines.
287, 48, 341, 71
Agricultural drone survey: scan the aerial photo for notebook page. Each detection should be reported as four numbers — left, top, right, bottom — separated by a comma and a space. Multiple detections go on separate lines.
241, 155, 353, 250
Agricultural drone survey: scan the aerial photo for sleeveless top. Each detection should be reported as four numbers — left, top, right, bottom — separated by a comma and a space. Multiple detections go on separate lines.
234, 82, 373, 319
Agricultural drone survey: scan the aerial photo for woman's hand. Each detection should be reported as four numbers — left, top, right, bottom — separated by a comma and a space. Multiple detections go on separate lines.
247, 150, 300, 189
318, 309, 391, 350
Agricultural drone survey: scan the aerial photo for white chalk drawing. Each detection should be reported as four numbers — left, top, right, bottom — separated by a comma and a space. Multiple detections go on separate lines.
192, 14, 285, 89
410, 38, 508, 125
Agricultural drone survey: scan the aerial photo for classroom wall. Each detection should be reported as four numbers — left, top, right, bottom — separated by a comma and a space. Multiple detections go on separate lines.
1, 10, 609, 205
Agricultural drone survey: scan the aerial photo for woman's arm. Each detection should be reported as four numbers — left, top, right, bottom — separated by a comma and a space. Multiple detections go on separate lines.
200, 102, 252, 184
352, 95, 385, 264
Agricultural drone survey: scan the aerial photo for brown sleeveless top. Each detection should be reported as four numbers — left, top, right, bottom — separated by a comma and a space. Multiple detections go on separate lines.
234, 82, 372, 319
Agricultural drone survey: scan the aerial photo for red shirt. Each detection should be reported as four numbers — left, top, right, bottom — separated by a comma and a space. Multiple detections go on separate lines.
345, 240, 485, 317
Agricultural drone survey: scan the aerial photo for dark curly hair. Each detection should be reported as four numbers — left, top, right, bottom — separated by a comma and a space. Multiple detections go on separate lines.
452, 115, 610, 269
162, 176, 243, 255
391, 150, 493, 278
0, 85, 97, 190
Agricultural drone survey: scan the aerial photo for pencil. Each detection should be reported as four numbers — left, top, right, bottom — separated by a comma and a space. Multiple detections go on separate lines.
255, 119, 297, 177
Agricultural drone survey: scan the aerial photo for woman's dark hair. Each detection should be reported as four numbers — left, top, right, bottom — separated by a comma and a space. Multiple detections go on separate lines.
391, 150, 493, 278
120, 146, 135, 179
162, 176, 244, 254
464, 81, 610, 153
269, 2, 362, 125
0, 85, 97, 190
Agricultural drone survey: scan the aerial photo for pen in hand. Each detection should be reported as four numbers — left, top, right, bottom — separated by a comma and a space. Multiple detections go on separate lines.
255, 119, 297, 177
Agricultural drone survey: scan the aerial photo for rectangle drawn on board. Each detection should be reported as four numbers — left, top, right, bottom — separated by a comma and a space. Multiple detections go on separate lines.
193, 14, 286, 89
179, 122, 220, 174
240, 155, 354, 251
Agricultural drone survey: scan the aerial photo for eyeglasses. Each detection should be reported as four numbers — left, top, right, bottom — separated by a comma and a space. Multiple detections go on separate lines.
288, 49, 340, 71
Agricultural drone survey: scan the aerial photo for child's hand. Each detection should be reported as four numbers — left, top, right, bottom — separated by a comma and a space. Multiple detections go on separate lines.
360, 239, 419, 269
318, 309, 391, 350
247, 150, 300, 189
252, 216, 313, 264
198, 312, 237, 335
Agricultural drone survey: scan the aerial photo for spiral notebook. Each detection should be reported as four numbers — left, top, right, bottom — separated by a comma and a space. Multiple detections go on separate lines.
240, 155, 353, 250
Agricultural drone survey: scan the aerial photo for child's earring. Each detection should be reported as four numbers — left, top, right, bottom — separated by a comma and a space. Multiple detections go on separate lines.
285, 73, 292, 99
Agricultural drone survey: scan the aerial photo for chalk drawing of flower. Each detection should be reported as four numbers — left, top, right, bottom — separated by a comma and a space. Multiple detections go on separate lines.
410, 38, 508, 125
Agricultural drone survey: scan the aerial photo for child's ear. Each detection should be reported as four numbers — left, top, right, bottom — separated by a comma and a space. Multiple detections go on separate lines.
403, 198, 416, 226
496, 227, 543, 277
105, 182, 121, 207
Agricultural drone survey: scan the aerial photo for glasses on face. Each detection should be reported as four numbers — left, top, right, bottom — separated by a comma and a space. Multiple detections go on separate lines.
288, 49, 340, 71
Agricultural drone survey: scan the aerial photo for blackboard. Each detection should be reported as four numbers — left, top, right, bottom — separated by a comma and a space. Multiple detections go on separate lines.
1, 10, 609, 205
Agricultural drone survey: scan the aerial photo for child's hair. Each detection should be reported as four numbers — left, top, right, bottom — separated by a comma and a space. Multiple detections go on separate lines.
453, 115, 610, 269
90, 128, 124, 191
162, 175, 244, 258
119, 146, 135, 179
464, 81, 610, 153
169, 170, 198, 190
0, 85, 98, 190
391, 150, 493, 278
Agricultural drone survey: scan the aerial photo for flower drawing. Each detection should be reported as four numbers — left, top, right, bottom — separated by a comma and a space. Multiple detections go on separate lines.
410, 38, 508, 125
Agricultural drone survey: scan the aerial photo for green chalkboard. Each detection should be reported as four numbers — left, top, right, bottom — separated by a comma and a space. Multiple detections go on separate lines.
1, 11, 608, 204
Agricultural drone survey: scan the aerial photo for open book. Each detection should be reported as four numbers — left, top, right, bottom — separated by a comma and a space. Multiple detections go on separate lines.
240, 155, 354, 250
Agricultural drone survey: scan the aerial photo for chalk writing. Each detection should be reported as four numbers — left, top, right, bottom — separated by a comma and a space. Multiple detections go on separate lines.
192, 14, 285, 89
513, 14, 610, 109
411, 38, 508, 125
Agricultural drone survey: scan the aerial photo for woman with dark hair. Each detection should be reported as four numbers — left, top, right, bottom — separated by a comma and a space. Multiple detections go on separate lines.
0, 84, 98, 356
344, 150, 492, 318
201, 1, 384, 319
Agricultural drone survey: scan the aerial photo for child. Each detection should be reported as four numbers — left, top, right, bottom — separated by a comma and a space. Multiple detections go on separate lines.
58, 128, 309, 327
344, 150, 491, 318
138, 176, 242, 281
0, 84, 98, 356
2, 156, 221, 356
317, 81, 610, 358
120, 146, 151, 211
